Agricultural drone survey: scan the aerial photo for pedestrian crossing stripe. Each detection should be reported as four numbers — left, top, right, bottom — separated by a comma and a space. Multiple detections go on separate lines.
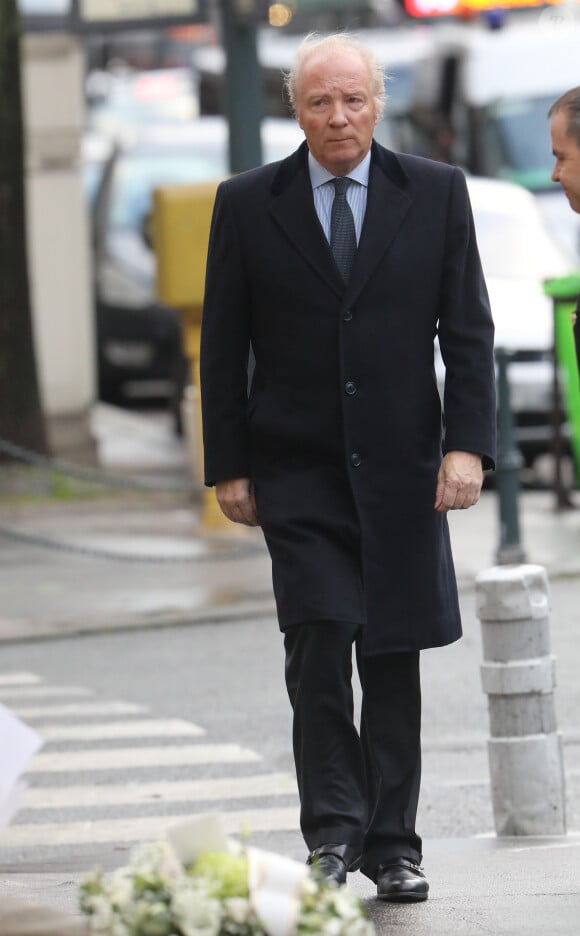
21, 773, 298, 809
10, 701, 149, 719
0, 672, 41, 686
2, 807, 301, 848
0, 670, 299, 853
38, 719, 205, 742
27, 745, 262, 773
0, 685, 93, 700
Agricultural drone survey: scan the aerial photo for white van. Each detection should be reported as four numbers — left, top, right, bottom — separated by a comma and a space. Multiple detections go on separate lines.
428, 18, 580, 264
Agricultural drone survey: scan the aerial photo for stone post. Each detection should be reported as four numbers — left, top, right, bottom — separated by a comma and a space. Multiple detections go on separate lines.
22, 32, 97, 464
475, 564, 567, 835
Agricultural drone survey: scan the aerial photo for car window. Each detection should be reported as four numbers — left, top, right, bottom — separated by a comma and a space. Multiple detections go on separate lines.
109, 152, 229, 229
484, 95, 555, 191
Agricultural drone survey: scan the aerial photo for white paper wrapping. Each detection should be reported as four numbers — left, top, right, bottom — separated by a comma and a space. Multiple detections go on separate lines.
247, 846, 309, 936
167, 812, 231, 865
0, 704, 43, 836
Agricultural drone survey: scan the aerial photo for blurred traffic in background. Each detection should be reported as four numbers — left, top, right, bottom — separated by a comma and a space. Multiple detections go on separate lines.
10, 0, 580, 489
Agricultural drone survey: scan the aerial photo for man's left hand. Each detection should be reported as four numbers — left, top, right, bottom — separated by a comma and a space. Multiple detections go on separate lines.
434, 451, 483, 513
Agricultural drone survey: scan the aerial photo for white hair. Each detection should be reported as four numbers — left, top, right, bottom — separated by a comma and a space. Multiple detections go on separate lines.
284, 33, 387, 121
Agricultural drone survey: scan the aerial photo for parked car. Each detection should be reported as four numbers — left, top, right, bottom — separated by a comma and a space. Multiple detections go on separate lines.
435, 175, 571, 466
82, 67, 199, 208
90, 117, 304, 426
424, 19, 580, 265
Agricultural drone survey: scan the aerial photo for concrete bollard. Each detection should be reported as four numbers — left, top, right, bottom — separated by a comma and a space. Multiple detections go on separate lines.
475, 564, 567, 836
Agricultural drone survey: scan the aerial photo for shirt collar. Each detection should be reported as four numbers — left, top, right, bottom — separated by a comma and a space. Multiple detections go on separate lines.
308, 149, 371, 190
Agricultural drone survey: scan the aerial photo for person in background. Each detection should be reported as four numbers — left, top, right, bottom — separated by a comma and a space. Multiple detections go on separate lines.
549, 87, 580, 367
200, 33, 496, 902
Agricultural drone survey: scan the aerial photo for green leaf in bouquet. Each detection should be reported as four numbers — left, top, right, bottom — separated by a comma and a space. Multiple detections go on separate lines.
127, 898, 174, 936
189, 853, 250, 899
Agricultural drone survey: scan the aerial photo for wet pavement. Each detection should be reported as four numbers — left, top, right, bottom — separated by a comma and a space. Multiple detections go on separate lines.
0, 405, 579, 642
1, 834, 579, 935
2, 487, 580, 642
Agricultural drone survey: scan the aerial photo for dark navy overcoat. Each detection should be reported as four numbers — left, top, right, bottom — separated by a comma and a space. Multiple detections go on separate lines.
200, 141, 496, 654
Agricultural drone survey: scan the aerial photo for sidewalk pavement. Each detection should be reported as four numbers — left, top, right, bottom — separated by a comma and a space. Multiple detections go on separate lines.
1, 405, 580, 644
1, 404, 579, 931
1, 836, 579, 935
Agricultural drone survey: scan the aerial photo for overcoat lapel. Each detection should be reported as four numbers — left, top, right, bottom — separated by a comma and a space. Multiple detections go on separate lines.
268, 143, 343, 297
268, 140, 413, 303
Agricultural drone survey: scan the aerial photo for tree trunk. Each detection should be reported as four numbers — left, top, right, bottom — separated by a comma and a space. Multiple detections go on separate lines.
0, 0, 48, 457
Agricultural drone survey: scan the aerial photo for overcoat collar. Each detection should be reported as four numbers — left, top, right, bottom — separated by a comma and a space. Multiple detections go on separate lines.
268, 140, 412, 303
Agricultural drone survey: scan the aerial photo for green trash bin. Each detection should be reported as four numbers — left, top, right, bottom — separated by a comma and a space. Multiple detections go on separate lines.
544, 272, 580, 484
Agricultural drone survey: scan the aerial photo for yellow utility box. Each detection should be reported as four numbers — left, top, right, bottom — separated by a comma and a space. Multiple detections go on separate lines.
153, 178, 226, 530
154, 180, 220, 309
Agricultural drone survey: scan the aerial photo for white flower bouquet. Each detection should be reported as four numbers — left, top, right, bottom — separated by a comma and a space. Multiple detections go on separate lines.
80, 814, 374, 936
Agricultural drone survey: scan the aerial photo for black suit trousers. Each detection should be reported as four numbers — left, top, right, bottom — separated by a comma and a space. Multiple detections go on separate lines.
284, 619, 422, 881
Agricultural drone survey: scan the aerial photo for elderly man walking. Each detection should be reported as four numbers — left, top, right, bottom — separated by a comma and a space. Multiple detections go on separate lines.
200, 33, 496, 901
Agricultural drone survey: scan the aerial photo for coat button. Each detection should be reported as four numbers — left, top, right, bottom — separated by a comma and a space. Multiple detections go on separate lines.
351, 452, 361, 467
343, 309, 353, 322
345, 380, 357, 395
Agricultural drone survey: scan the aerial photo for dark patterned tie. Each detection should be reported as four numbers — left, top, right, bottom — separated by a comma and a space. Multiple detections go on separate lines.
330, 177, 357, 282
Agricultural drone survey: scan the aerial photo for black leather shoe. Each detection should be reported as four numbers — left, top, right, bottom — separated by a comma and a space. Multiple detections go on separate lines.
306, 843, 362, 886
376, 858, 429, 902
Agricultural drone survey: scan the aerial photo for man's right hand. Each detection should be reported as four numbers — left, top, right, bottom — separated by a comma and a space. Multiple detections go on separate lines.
215, 478, 259, 527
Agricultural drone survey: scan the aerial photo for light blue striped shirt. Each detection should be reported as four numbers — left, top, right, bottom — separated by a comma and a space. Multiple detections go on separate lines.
308, 150, 370, 245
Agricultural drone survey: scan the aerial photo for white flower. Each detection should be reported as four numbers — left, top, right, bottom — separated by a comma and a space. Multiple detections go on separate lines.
172, 883, 222, 936
301, 877, 318, 897
132, 840, 183, 882
80, 827, 375, 936
110, 920, 131, 936
85, 894, 114, 932
124, 897, 172, 936
223, 896, 252, 925
320, 917, 343, 936
156, 843, 184, 883
330, 889, 362, 921
108, 869, 134, 910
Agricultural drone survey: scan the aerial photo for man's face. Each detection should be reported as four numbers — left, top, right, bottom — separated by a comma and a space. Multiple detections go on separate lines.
550, 109, 580, 214
295, 47, 379, 176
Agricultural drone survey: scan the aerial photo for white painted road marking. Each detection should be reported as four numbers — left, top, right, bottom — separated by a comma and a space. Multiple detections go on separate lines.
2, 807, 301, 848
0, 672, 42, 686
22, 773, 298, 809
37, 719, 205, 742
27, 744, 261, 773
10, 701, 148, 719
0, 685, 93, 700
0, 671, 299, 855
